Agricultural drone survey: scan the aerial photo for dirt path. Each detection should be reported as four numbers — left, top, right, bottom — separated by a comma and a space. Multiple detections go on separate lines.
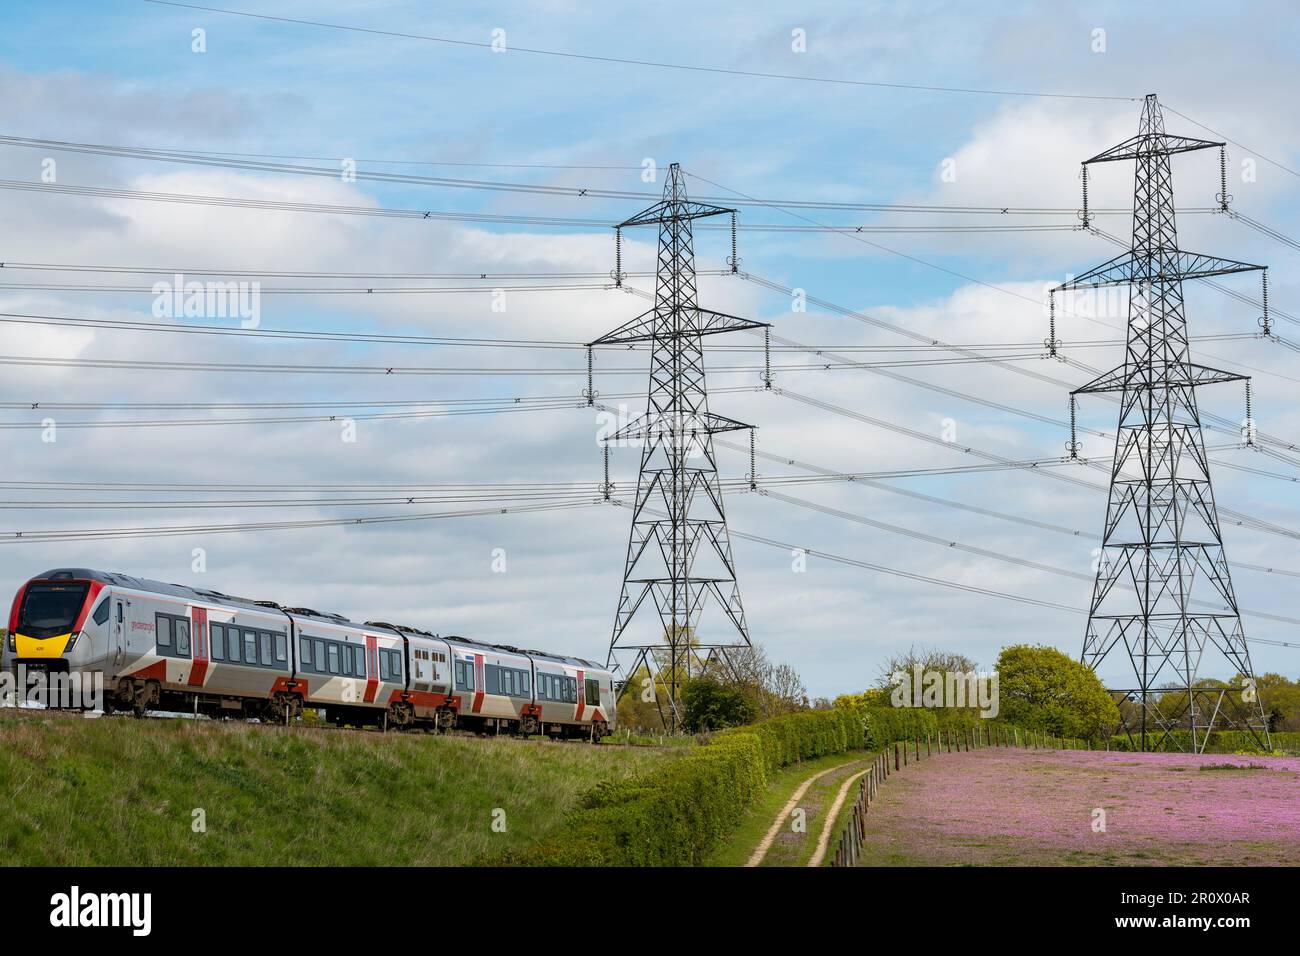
745, 762, 845, 867
807, 767, 870, 867
749, 757, 873, 867
856, 748, 1300, 866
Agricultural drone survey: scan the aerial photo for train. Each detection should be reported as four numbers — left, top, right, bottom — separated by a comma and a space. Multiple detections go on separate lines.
3, 567, 615, 740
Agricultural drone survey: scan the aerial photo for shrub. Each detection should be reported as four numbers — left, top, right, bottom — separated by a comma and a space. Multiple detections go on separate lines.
501, 707, 864, 866
679, 676, 759, 732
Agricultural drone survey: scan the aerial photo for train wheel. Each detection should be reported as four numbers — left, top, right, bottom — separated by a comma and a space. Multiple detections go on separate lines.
386, 701, 414, 730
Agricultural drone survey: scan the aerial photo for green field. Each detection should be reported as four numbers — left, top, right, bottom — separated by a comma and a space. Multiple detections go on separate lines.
0, 710, 680, 866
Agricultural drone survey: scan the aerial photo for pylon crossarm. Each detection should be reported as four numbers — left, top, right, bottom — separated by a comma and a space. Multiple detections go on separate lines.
1084, 132, 1224, 165
1072, 361, 1247, 395
589, 306, 768, 346
690, 308, 770, 336
1054, 248, 1265, 291
603, 410, 753, 443
618, 198, 734, 228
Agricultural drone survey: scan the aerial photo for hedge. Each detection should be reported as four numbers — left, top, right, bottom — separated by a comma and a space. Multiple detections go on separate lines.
498, 707, 864, 866
1107, 730, 1300, 754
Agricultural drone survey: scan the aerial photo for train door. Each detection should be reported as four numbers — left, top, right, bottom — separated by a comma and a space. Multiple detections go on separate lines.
112, 598, 127, 666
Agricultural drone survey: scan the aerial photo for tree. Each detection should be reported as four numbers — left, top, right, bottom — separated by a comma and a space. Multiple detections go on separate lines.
724, 644, 808, 718
680, 676, 758, 733
996, 644, 1119, 739
1257, 673, 1300, 732
876, 644, 979, 690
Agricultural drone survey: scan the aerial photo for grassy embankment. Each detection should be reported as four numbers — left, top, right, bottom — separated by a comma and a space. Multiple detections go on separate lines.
0, 710, 680, 866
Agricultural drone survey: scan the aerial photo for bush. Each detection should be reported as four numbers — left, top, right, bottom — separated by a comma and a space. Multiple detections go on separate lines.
679, 676, 759, 732
501, 707, 864, 866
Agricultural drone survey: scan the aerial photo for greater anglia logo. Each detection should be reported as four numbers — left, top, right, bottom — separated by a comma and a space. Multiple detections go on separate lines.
49, 886, 151, 937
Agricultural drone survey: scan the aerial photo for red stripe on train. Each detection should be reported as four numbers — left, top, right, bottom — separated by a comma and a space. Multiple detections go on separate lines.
187, 606, 209, 686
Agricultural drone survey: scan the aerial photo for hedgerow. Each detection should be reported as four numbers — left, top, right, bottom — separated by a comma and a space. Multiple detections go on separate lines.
499, 707, 865, 866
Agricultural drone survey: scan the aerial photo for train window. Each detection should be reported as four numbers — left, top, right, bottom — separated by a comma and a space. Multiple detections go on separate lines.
258, 632, 271, 665
567, 678, 577, 703
355, 646, 366, 676
227, 629, 240, 662
454, 659, 474, 692
379, 651, 391, 681
313, 640, 325, 672
242, 630, 256, 664
585, 678, 600, 705
387, 649, 401, 679
92, 598, 111, 626
327, 643, 340, 675
156, 615, 173, 649
175, 620, 191, 656
274, 633, 287, 664
210, 625, 225, 662
344, 645, 356, 677
300, 638, 312, 669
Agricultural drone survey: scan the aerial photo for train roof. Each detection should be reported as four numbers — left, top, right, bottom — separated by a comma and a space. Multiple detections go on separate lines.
441, 633, 605, 670
33, 568, 284, 616
30, 568, 608, 669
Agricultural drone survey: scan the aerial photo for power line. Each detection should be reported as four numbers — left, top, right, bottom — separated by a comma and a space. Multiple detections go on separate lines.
715, 432, 1300, 582
0, 177, 1105, 232
762, 488, 1300, 628
0, 352, 1046, 380
1163, 103, 1300, 182
0, 499, 596, 543
143, 1, 1136, 102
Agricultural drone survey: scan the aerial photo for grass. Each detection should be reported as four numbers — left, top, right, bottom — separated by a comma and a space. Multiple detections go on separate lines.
0, 710, 680, 866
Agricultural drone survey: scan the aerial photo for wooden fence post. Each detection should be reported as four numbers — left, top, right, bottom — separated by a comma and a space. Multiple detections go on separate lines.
926, 733, 932, 757
894, 742, 900, 771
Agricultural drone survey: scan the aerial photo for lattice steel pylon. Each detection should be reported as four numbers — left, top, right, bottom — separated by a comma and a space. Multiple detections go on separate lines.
590, 163, 767, 730
1054, 94, 1271, 753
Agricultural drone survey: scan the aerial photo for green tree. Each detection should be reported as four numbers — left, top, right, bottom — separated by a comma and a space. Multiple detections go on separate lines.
996, 644, 1119, 739
680, 676, 758, 733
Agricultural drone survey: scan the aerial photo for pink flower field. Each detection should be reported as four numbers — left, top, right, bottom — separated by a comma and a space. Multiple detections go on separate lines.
858, 748, 1300, 866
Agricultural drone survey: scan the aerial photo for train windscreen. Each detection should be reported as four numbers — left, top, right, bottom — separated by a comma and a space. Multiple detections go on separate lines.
17, 583, 90, 639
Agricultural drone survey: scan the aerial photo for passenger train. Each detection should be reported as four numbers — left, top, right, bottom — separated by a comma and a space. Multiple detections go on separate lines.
3, 568, 615, 740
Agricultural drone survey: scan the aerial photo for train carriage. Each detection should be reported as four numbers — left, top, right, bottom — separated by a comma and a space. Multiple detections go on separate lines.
287, 610, 402, 728
4, 567, 615, 740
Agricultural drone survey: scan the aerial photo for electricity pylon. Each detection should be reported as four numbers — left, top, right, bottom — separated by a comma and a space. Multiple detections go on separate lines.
590, 163, 767, 730
1054, 94, 1271, 753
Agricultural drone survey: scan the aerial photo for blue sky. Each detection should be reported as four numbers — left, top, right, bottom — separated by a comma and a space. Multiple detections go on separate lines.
0, 1, 1297, 697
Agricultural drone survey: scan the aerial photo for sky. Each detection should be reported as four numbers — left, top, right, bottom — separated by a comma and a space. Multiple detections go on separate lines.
0, 0, 1297, 699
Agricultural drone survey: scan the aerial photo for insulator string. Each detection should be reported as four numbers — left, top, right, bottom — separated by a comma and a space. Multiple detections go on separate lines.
1218, 146, 1230, 212
1080, 165, 1090, 229
749, 428, 757, 490
1245, 379, 1255, 447
614, 226, 623, 287
1261, 268, 1271, 336
729, 211, 739, 274
762, 327, 773, 389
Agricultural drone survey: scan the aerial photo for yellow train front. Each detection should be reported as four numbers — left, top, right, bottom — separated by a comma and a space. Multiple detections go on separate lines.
5, 569, 108, 680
